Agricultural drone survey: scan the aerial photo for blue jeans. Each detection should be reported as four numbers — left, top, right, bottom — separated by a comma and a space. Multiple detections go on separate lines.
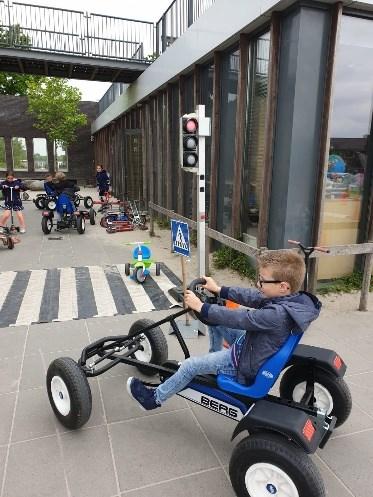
208, 325, 245, 353
155, 349, 236, 404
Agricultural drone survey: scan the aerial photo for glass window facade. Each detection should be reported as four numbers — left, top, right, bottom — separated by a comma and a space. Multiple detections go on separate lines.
54, 143, 68, 171
12, 137, 28, 170
216, 46, 239, 234
242, 32, 270, 246
199, 62, 214, 216
319, 15, 373, 279
0, 137, 6, 170
33, 138, 48, 171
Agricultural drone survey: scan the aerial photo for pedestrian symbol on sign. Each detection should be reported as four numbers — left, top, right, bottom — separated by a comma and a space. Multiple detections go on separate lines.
171, 220, 190, 257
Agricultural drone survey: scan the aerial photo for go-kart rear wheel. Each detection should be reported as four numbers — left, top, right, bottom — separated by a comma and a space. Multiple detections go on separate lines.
129, 319, 168, 376
46, 357, 92, 430
84, 196, 93, 209
279, 366, 352, 427
35, 196, 45, 209
89, 208, 96, 225
7, 237, 14, 250
42, 216, 53, 234
134, 266, 146, 283
229, 432, 325, 497
155, 262, 161, 276
76, 215, 85, 234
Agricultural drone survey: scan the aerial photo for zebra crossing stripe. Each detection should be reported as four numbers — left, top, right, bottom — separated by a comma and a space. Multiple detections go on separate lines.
75, 266, 97, 319
15, 270, 47, 326
116, 264, 155, 313
141, 274, 174, 310
0, 271, 31, 327
155, 270, 181, 307
88, 265, 118, 317
39, 269, 60, 323
0, 271, 17, 312
57, 267, 78, 322
104, 265, 136, 314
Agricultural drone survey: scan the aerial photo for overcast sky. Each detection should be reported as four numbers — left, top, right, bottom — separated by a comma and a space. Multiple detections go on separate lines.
24, 0, 172, 101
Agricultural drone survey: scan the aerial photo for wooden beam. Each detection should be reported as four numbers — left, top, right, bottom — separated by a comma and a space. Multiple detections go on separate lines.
258, 12, 281, 247
166, 85, 173, 209
231, 34, 250, 239
209, 52, 222, 231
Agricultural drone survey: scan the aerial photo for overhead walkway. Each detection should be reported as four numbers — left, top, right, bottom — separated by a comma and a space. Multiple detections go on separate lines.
0, 1, 153, 82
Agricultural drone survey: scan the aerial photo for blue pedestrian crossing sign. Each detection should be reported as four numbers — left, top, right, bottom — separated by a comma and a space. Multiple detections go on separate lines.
171, 220, 190, 257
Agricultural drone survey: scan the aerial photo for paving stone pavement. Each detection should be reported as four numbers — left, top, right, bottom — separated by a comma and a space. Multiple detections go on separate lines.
0, 189, 372, 497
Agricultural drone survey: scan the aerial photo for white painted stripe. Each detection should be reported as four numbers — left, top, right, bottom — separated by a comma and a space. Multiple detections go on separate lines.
15, 270, 47, 326
57, 267, 78, 322
0, 271, 17, 311
116, 264, 154, 312
88, 265, 118, 317
156, 270, 181, 307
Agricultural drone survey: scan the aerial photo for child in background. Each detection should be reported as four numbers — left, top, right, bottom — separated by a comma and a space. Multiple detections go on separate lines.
0, 171, 27, 233
96, 165, 110, 202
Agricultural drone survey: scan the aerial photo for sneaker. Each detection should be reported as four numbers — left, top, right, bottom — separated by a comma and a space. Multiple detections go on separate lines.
19, 228, 26, 234
126, 377, 160, 411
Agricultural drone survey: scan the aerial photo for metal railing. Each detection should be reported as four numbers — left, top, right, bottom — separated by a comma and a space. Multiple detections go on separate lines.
155, 0, 215, 55
0, 0, 154, 61
98, 83, 128, 115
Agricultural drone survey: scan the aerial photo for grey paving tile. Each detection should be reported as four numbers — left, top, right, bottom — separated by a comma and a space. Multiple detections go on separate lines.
0, 445, 6, 490
110, 410, 219, 492
0, 356, 21, 394
0, 327, 27, 358
25, 319, 89, 354
3, 436, 68, 497
331, 402, 373, 439
100, 374, 187, 423
188, 402, 238, 465
60, 425, 117, 497
313, 456, 355, 497
11, 387, 56, 443
0, 393, 15, 445
318, 430, 373, 497
121, 468, 235, 497
19, 353, 46, 390
347, 372, 373, 415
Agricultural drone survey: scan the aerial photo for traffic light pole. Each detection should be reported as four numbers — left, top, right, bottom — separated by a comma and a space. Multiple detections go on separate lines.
196, 104, 209, 278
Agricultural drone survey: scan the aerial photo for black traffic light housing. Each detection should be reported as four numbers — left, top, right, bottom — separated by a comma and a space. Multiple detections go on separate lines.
180, 114, 199, 168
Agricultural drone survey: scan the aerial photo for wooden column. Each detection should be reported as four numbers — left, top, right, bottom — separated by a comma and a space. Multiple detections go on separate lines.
231, 34, 249, 239
177, 75, 185, 215
208, 52, 222, 231
257, 12, 281, 248
166, 86, 173, 210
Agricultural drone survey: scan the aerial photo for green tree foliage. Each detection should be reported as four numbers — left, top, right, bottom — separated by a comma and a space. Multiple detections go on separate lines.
0, 138, 6, 169
11, 138, 28, 169
27, 78, 88, 147
0, 25, 41, 96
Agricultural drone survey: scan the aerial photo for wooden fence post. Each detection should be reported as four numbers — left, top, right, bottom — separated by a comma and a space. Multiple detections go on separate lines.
359, 251, 373, 311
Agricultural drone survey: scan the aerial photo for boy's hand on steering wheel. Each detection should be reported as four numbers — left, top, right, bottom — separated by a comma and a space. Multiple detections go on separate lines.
184, 290, 203, 312
202, 276, 221, 295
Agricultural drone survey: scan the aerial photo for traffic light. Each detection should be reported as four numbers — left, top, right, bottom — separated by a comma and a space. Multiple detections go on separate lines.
180, 113, 198, 168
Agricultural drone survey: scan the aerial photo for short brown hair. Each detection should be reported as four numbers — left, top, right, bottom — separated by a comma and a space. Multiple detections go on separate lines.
55, 172, 65, 181
257, 250, 305, 292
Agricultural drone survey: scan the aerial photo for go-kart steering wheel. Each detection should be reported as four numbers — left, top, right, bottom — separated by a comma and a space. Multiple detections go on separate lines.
187, 278, 223, 325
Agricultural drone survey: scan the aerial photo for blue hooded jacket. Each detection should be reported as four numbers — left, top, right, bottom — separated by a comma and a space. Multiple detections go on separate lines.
201, 287, 321, 385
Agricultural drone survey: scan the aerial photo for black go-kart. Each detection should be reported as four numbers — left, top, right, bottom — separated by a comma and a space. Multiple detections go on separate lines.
34, 192, 93, 210
46, 242, 352, 497
41, 203, 96, 235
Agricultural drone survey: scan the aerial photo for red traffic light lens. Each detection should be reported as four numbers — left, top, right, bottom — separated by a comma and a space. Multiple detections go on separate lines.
184, 118, 198, 133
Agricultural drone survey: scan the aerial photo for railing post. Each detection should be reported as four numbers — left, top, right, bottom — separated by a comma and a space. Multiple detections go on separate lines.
161, 15, 167, 53
149, 206, 155, 237
359, 249, 373, 311
187, 0, 194, 27
7, 0, 13, 46
85, 12, 90, 57
155, 21, 160, 57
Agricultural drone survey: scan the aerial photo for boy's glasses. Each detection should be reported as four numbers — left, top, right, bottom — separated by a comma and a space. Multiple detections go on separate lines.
258, 278, 282, 288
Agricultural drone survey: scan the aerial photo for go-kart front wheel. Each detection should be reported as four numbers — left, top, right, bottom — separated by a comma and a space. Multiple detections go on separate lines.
89, 208, 96, 225
35, 196, 45, 209
229, 432, 325, 497
42, 216, 53, 234
46, 357, 92, 430
279, 365, 352, 427
129, 319, 168, 376
84, 196, 93, 209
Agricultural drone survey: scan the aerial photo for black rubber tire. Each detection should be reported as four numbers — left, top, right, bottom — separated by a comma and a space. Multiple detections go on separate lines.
7, 237, 14, 250
155, 262, 161, 276
46, 357, 92, 430
89, 208, 96, 225
125, 262, 131, 276
41, 216, 53, 234
229, 432, 325, 497
35, 196, 45, 209
76, 215, 85, 234
279, 365, 352, 427
129, 318, 168, 376
73, 196, 80, 208
84, 196, 93, 209
134, 266, 147, 283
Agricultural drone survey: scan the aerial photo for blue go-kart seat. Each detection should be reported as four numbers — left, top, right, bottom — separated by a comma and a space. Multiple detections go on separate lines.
133, 245, 151, 260
217, 331, 303, 399
56, 193, 75, 215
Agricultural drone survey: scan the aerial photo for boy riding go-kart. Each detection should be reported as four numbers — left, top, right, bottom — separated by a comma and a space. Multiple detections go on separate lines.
46, 243, 351, 497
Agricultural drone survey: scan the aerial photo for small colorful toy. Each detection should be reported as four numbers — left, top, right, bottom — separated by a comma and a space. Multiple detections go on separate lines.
124, 242, 160, 283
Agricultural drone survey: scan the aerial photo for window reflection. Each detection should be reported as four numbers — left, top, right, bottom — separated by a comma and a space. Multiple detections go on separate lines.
0, 137, 6, 170
319, 15, 373, 279
12, 137, 28, 170
33, 138, 48, 171
54, 143, 68, 171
